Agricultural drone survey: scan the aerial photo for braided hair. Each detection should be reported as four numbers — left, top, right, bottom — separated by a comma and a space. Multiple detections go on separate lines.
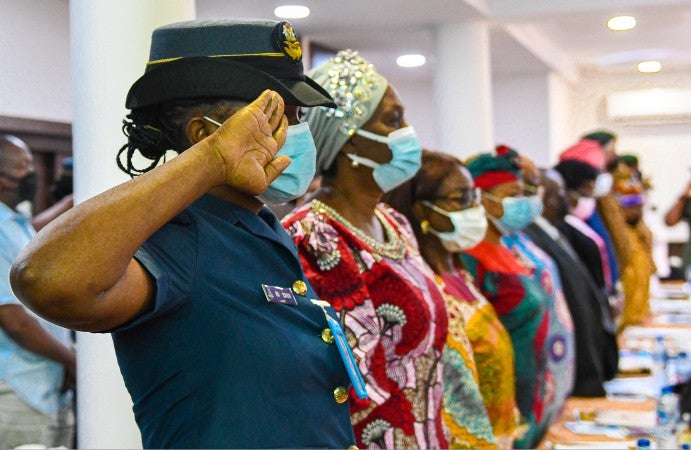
117, 98, 246, 177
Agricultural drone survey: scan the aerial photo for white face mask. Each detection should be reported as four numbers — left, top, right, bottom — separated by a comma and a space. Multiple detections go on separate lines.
422, 201, 488, 252
594, 173, 613, 197
570, 196, 597, 220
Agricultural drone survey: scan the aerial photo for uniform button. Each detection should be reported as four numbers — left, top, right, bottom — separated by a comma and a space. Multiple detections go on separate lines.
347, 446, 359, 450
321, 328, 334, 344
333, 386, 349, 404
292, 280, 308, 296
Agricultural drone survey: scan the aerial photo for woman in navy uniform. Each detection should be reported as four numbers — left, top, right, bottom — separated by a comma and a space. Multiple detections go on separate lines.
10, 19, 359, 449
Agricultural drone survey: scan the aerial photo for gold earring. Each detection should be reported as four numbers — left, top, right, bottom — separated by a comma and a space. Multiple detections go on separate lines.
420, 220, 430, 235
351, 159, 359, 169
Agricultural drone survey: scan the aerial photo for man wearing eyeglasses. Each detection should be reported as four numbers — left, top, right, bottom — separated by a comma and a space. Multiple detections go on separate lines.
0, 134, 75, 449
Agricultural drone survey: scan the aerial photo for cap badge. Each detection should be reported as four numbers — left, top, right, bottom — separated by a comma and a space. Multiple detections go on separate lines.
273, 22, 302, 61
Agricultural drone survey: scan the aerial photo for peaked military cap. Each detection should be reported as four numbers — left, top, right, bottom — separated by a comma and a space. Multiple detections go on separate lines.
126, 19, 335, 109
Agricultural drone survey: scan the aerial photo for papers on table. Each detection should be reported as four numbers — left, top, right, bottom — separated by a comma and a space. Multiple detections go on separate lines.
603, 376, 658, 399
650, 282, 689, 300
654, 314, 691, 325
650, 299, 691, 314
621, 326, 691, 353
617, 349, 652, 375
594, 409, 656, 431
563, 421, 628, 438
553, 441, 641, 449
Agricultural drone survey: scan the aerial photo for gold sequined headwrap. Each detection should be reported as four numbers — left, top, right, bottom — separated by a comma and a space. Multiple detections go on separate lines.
303, 49, 388, 175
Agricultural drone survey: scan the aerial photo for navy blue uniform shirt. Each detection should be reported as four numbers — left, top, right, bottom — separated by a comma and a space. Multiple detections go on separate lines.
111, 195, 356, 449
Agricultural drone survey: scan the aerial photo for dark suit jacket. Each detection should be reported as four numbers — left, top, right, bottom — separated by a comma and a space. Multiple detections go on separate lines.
525, 222, 619, 397
559, 221, 607, 292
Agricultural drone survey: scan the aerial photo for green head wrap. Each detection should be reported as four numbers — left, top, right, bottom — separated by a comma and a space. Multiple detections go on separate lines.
465, 145, 522, 189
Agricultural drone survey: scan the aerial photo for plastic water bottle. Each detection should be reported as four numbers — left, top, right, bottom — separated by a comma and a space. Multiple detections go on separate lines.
652, 335, 668, 389
667, 352, 681, 386
674, 352, 691, 384
656, 385, 680, 449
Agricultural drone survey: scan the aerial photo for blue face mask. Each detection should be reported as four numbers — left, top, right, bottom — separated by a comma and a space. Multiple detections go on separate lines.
527, 195, 544, 222
346, 126, 422, 193
484, 192, 535, 233
258, 122, 317, 204
203, 117, 317, 205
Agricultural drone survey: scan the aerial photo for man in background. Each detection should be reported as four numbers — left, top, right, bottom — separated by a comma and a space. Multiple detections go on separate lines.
0, 135, 75, 448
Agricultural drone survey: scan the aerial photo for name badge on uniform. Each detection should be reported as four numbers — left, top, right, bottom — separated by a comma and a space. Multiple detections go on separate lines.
311, 299, 368, 400
262, 284, 298, 306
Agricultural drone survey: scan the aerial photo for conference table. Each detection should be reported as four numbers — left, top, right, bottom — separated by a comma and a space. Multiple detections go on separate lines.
538, 287, 691, 450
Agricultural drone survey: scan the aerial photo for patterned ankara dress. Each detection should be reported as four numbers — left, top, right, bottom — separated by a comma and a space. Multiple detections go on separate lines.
440, 269, 517, 450
460, 240, 552, 449
283, 200, 449, 449
435, 271, 496, 449
501, 232, 575, 437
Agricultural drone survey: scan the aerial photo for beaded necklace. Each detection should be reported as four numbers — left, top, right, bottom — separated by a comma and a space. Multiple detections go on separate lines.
312, 200, 407, 260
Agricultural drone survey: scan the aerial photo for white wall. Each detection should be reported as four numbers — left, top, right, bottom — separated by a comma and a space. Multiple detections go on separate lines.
492, 73, 552, 165
571, 69, 691, 244
548, 72, 577, 164
0, 0, 72, 122
392, 78, 437, 151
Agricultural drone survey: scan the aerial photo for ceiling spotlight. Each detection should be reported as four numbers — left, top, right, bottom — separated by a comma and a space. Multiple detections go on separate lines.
396, 54, 426, 68
607, 15, 636, 31
637, 60, 662, 73
274, 5, 310, 19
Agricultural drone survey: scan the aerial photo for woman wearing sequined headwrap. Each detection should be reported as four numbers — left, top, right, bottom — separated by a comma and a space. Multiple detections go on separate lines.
281, 50, 449, 449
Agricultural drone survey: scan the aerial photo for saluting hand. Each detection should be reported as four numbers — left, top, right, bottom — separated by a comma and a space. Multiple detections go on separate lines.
205, 90, 291, 195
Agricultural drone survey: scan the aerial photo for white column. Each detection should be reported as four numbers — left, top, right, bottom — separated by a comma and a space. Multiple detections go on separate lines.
70, 1, 195, 447
433, 21, 494, 159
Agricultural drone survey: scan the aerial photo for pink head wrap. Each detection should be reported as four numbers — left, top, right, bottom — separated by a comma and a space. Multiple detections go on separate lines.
558, 138, 605, 170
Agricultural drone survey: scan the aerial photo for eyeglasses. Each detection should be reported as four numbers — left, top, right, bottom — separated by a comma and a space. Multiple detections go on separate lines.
567, 189, 592, 200
430, 187, 480, 210
523, 183, 545, 198
524, 184, 539, 195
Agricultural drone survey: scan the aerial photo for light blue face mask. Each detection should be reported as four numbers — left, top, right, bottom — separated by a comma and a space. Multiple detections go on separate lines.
346, 126, 422, 193
203, 118, 317, 205
484, 192, 535, 233
527, 195, 544, 222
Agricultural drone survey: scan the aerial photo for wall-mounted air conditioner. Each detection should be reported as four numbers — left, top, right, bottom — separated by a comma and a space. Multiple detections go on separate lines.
605, 88, 691, 122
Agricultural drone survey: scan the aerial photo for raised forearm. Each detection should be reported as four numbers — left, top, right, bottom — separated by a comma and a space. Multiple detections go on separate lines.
664, 193, 689, 226
10, 142, 222, 328
10, 90, 288, 331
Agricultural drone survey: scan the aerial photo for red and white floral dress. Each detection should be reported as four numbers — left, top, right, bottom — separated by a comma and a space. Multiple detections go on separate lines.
282, 200, 449, 449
